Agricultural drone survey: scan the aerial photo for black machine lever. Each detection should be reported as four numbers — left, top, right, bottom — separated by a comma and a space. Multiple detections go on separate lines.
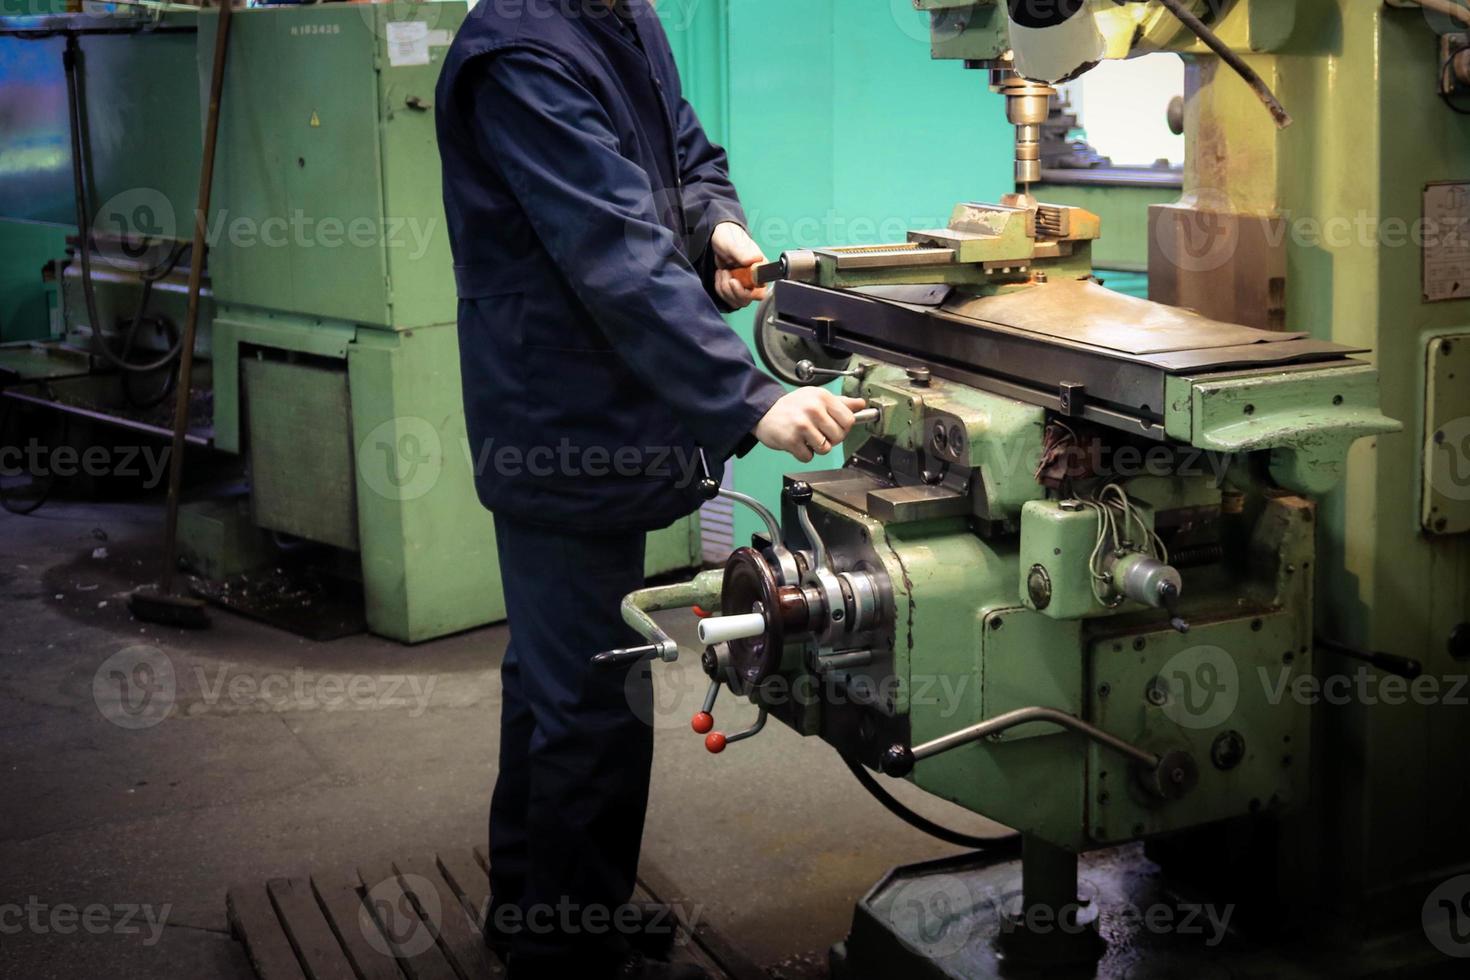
590, 644, 662, 669
1158, 580, 1191, 635
1317, 637, 1423, 679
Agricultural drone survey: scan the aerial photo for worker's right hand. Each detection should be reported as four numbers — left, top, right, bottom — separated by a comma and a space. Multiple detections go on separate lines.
753, 388, 869, 463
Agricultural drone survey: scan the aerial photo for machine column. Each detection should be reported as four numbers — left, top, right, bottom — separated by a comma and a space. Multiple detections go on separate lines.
997, 835, 1104, 967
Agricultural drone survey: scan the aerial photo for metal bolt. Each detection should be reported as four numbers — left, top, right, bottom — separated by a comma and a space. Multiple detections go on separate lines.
905, 366, 932, 387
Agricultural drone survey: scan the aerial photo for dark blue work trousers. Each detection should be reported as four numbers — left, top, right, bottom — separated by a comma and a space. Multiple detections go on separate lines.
488, 512, 654, 968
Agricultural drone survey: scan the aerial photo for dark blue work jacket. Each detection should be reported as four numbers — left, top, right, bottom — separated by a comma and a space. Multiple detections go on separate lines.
435, 0, 784, 533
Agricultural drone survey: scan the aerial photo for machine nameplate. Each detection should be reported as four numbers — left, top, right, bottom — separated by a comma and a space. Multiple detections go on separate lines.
1425, 182, 1470, 302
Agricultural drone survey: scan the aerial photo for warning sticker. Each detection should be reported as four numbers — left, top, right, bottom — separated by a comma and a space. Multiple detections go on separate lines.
386, 20, 431, 68
1425, 182, 1470, 302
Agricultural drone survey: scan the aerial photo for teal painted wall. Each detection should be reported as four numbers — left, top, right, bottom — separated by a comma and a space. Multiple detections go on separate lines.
660, 1, 1013, 545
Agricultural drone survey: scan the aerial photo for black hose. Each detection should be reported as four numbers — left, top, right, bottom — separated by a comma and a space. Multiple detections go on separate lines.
63, 35, 187, 375
1153, 0, 1293, 129
840, 751, 1022, 855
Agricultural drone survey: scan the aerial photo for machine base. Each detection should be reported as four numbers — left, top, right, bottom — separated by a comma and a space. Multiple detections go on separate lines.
829, 845, 1458, 980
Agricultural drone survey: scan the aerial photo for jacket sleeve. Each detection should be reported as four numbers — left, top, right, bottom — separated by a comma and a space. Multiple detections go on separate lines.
466, 51, 784, 461
673, 95, 747, 304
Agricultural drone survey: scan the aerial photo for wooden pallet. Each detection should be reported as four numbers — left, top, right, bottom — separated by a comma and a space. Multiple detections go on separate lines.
226, 846, 762, 980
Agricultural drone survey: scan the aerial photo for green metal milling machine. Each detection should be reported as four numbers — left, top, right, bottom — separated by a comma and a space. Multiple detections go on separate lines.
592, 1, 1470, 976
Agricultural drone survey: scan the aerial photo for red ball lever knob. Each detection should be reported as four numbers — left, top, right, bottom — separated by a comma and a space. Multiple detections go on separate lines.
705, 732, 727, 754
691, 712, 714, 735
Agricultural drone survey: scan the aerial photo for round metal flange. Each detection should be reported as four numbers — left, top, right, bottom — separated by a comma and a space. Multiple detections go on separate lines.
1144, 750, 1199, 801
722, 547, 806, 686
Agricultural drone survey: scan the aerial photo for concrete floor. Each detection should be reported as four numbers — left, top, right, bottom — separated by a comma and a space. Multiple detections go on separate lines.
0, 498, 1007, 979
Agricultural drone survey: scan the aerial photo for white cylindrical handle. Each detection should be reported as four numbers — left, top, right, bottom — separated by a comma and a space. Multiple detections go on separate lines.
697, 612, 767, 646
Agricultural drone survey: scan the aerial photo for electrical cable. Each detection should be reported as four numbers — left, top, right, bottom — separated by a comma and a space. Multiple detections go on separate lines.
63, 34, 187, 375
1152, 0, 1293, 128
840, 751, 1022, 854
1441, 61, 1470, 115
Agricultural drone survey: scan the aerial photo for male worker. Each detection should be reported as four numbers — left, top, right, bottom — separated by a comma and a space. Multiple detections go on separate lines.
435, 2, 863, 978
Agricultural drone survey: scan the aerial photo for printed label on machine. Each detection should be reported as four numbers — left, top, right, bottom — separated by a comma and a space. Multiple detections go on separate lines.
1425, 182, 1470, 302
386, 20, 432, 68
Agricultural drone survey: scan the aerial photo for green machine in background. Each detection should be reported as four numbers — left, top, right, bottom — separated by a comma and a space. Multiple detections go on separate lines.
0, 1, 699, 642
596, 1, 1470, 976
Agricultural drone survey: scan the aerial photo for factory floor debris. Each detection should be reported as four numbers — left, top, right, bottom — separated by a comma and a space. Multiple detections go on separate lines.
0, 499, 1006, 979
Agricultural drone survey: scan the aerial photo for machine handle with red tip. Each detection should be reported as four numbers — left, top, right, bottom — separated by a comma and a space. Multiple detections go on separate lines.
730, 263, 779, 294
705, 708, 768, 755
691, 678, 721, 735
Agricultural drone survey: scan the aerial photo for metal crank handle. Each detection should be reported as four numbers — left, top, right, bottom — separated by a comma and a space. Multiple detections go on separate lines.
880, 706, 1197, 801
795, 359, 867, 384
590, 569, 724, 670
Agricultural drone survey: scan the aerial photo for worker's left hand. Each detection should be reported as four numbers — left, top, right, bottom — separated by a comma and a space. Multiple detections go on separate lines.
711, 222, 767, 309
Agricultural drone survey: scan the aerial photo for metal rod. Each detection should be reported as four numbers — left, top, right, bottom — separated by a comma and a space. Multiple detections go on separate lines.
909, 706, 1160, 770
159, 0, 232, 597
725, 708, 768, 746
718, 487, 782, 545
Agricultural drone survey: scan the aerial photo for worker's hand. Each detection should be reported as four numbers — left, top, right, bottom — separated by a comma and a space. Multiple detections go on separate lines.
754, 388, 869, 463
711, 221, 767, 309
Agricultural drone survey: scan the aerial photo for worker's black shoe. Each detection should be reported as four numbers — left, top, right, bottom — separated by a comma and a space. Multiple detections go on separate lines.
483, 901, 680, 963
